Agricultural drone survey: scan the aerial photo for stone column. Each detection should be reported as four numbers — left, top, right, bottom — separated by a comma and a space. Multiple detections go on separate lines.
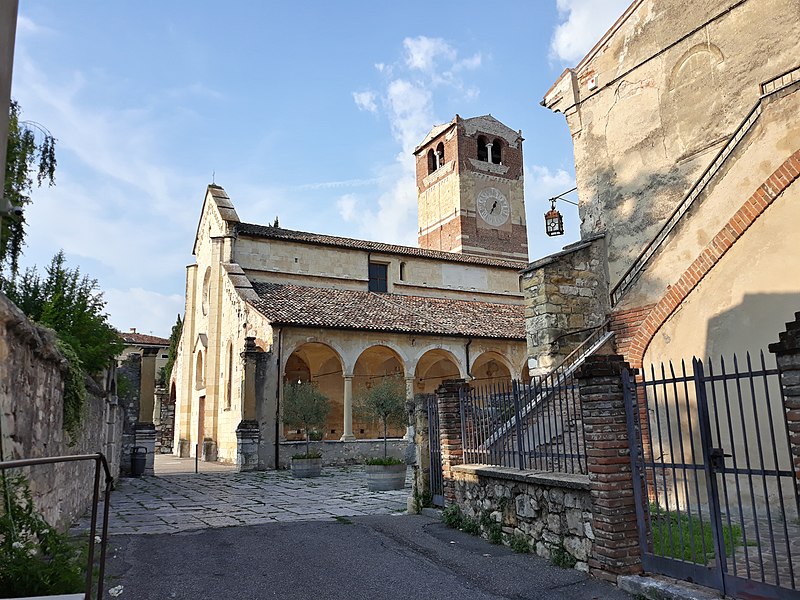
238, 337, 261, 471
486, 142, 493, 164
412, 393, 432, 509
769, 311, 800, 479
403, 376, 415, 441
576, 354, 642, 583
436, 379, 467, 505
340, 375, 355, 441
135, 347, 159, 475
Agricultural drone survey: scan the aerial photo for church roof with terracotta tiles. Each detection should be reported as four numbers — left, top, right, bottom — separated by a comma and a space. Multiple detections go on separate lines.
235, 223, 527, 269
248, 282, 525, 340
120, 332, 170, 346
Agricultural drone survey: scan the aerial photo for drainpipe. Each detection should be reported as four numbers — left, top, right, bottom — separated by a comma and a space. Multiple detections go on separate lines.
465, 338, 473, 380
274, 327, 282, 469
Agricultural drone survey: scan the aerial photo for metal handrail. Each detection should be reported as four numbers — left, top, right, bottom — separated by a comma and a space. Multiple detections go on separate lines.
610, 65, 800, 306
0, 453, 114, 600
557, 319, 612, 373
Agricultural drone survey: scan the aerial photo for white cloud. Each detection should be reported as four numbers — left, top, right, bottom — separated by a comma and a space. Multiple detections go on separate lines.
403, 36, 457, 72
352, 90, 378, 113
16, 15, 53, 36
348, 36, 483, 244
105, 287, 184, 336
337, 194, 359, 222
550, 0, 632, 64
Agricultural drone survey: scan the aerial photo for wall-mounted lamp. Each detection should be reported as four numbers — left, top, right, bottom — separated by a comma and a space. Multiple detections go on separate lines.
544, 187, 578, 237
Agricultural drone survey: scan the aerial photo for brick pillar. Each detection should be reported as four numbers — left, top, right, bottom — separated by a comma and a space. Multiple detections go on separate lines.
769, 311, 800, 479
577, 355, 642, 583
436, 379, 467, 505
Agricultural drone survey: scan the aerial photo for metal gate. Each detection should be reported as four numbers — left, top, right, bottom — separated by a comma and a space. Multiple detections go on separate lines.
427, 395, 444, 507
623, 354, 800, 599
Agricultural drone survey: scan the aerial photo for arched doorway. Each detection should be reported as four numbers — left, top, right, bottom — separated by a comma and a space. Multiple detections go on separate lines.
353, 345, 406, 439
282, 343, 344, 440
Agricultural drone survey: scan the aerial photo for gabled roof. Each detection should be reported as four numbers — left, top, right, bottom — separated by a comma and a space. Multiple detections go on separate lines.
192, 184, 241, 256
121, 332, 169, 347
235, 222, 527, 269
248, 282, 525, 340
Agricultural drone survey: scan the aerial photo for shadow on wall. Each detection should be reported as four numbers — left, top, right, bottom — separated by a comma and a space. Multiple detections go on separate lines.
704, 292, 800, 361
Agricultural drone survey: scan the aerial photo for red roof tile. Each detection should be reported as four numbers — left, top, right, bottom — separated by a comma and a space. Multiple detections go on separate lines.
235, 223, 527, 269
248, 282, 525, 340
121, 332, 170, 346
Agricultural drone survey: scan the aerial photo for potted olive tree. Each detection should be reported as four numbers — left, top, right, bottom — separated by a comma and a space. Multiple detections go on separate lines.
355, 376, 408, 491
283, 381, 331, 478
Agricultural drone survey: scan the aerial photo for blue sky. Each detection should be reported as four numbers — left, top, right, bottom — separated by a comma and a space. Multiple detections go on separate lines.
11, 0, 630, 336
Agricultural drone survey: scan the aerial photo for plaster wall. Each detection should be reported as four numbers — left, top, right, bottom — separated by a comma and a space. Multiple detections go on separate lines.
235, 236, 523, 302
621, 85, 800, 308
545, 0, 800, 285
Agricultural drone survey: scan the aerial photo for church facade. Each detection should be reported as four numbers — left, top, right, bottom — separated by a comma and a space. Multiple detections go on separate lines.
171, 115, 531, 469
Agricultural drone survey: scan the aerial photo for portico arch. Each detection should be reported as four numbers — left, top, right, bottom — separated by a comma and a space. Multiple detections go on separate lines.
471, 351, 512, 388
282, 342, 344, 441
353, 345, 406, 439
414, 348, 462, 395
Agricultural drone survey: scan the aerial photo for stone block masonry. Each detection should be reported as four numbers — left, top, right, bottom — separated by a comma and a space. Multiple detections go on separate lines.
0, 292, 124, 529
452, 465, 594, 571
522, 235, 609, 375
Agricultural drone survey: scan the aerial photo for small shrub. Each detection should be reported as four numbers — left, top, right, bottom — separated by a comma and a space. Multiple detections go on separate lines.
292, 451, 322, 460
461, 516, 481, 536
0, 473, 87, 596
551, 542, 577, 569
413, 490, 433, 513
480, 510, 503, 544
442, 505, 464, 529
364, 457, 404, 466
510, 534, 531, 554
308, 429, 324, 441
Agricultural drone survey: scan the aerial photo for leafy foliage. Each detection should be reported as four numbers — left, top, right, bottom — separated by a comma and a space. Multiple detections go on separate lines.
364, 457, 404, 466
4, 251, 122, 375
442, 504, 464, 529
354, 376, 408, 459
282, 381, 331, 456
159, 314, 183, 386
56, 338, 87, 444
2, 100, 57, 281
510, 534, 531, 554
0, 473, 86, 597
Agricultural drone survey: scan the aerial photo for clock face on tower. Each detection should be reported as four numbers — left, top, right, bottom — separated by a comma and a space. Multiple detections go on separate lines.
477, 187, 510, 227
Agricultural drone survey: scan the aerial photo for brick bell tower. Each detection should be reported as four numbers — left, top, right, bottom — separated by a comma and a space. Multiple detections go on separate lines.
413, 114, 528, 262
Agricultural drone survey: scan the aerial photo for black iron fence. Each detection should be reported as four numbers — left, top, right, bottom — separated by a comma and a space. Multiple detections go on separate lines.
459, 366, 587, 474
0, 453, 113, 600
624, 353, 800, 599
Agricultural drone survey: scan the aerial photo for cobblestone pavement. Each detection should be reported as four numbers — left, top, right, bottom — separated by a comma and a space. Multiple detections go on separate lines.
74, 456, 410, 536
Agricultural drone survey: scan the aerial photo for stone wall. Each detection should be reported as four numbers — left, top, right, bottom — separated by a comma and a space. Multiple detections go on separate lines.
277, 439, 410, 469
0, 292, 123, 529
155, 386, 174, 453
451, 465, 594, 571
116, 354, 142, 476
522, 235, 608, 375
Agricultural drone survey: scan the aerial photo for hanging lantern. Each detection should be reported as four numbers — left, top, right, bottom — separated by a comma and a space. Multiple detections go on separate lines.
544, 200, 564, 236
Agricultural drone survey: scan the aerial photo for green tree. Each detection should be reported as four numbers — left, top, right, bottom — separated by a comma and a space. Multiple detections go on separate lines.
2, 100, 57, 281
282, 381, 330, 457
5, 250, 122, 375
159, 313, 183, 386
355, 376, 408, 459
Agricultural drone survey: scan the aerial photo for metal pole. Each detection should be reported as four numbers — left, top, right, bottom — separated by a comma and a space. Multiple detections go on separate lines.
0, 0, 19, 226
195, 443, 199, 473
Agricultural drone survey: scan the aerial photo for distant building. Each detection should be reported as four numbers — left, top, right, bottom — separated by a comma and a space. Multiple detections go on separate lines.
172, 115, 532, 469
119, 328, 170, 382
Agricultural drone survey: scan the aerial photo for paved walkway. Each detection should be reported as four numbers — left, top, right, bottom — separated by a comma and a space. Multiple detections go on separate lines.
75, 455, 410, 536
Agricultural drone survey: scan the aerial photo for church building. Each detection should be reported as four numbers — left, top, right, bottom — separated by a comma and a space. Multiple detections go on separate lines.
171, 115, 532, 469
